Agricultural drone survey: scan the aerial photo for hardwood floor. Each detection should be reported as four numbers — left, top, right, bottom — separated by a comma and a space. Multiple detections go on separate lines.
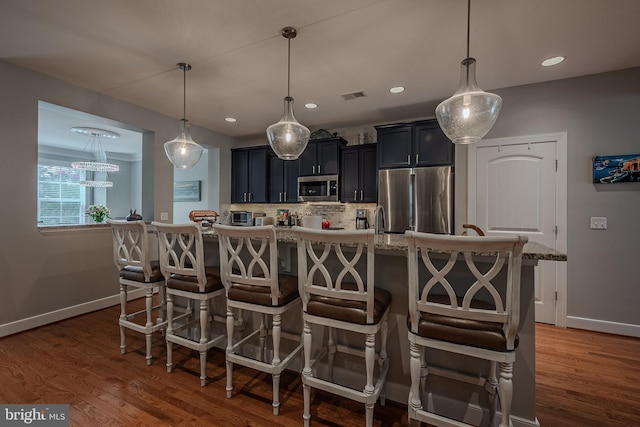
1, 302, 639, 426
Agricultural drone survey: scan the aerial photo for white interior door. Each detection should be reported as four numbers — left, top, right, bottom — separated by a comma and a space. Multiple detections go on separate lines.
468, 134, 567, 325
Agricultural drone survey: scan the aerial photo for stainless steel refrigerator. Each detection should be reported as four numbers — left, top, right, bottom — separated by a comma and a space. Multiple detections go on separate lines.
378, 166, 453, 234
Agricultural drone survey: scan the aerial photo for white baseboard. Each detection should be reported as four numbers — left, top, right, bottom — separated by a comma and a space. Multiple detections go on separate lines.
0, 289, 145, 338
566, 316, 640, 338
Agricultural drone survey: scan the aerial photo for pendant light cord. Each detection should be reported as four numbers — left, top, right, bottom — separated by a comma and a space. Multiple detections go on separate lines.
287, 36, 291, 98
183, 64, 187, 121
466, 0, 471, 59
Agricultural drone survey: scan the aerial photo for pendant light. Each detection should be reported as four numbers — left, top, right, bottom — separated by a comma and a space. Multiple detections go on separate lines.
71, 126, 120, 188
435, 0, 502, 144
164, 62, 204, 169
266, 27, 310, 161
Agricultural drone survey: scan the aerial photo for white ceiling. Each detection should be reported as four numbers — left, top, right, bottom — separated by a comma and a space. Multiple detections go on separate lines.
3, 0, 640, 147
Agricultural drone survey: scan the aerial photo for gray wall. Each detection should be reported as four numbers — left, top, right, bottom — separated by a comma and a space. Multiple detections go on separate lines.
470, 67, 640, 329
2, 56, 639, 337
0, 60, 235, 333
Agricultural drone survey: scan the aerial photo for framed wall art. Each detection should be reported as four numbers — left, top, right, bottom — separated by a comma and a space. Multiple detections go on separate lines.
174, 180, 201, 201
593, 154, 640, 183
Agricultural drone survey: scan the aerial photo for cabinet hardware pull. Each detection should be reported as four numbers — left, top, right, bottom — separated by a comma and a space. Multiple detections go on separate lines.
284, 192, 287, 201
279, 192, 282, 202
354, 190, 357, 200
248, 193, 252, 202
312, 165, 316, 174
416, 154, 419, 164
407, 155, 411, 165
243, 192, 247, 202
318, 165, 321, 174
360, 190, 363, 200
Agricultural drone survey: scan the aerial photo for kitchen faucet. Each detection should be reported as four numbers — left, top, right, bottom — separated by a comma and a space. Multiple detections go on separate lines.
374, 205, 385, 235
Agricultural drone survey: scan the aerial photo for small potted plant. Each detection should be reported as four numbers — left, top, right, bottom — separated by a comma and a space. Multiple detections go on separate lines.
86, 204, 111, 223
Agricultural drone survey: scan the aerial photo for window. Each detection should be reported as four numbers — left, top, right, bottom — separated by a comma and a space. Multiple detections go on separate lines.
37, 162, 87, 226
38, 101, 145, 228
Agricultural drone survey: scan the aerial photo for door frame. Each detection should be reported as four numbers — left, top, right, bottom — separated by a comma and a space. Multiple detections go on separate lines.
467, 132, 568, 327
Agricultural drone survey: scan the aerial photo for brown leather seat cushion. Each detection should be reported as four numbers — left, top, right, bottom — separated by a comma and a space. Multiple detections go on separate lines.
167, 266, 223, 293
120, 260, 164, 283
227, 274, 299, 307
306, 283, 392, 325
408, 294, 518, 352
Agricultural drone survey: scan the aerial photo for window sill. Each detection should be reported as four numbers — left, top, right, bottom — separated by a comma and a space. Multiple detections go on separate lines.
37, 224, 111, 233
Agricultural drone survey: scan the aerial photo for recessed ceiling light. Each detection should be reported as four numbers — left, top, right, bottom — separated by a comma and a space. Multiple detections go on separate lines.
541, 56, 566, 67
389, 86, 405, 94
304, 103, 318, 109
225, 117, 237, 123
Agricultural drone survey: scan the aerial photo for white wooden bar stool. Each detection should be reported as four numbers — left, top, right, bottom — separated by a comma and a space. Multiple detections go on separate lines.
294, 227, 390, 427
108, 220, 167, 365
214, 224, 302, 415
152, 221, 226, 386
405, 231, 527, 427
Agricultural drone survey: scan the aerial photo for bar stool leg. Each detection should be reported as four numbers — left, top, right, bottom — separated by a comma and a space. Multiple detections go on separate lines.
119, 284, 127, 354
365, 402, 374, 427
379, 313, 389, 405
157, 284, 166, 325
302, 320, 312, 427
226, 305, 234, 398
498, 362, 514, 427
166, 293, 174, 373
272, 313, 282, 415
145, 288, 154, 365
487, 361, 498, 426
199, 300, 209, 387
409, 341, 423, 420
327, 326, 336, 381
258, 314, 267, 363
364, 333, 375, 395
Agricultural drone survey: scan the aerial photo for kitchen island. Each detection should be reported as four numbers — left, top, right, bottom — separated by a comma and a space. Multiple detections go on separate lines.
201, 228, 565, 427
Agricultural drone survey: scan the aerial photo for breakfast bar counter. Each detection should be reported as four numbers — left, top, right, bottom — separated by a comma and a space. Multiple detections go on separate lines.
201, 228, 565, 427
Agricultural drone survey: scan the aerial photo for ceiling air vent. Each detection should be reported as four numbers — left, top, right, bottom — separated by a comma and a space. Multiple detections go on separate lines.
341, 91, 367, 101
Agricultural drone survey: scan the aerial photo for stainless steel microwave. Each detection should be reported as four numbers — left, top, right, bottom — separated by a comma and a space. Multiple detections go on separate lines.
297, 174, 339, 202
230, 211, 254, 226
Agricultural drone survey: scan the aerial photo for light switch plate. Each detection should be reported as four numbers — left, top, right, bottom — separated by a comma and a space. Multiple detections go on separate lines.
160, 212, 169, 221
590, 216, 607, 230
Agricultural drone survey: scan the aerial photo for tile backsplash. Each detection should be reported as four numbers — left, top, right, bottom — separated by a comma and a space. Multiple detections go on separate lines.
222, 202, 376, 230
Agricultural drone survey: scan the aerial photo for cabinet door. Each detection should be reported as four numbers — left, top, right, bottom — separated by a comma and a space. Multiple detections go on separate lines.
377, 125, 413, 168
247, 148, 268, 203
316, 139, 339, 175
359, 145, 378, 202
231, 149, 249, 203
284, 158, 299, 202
340, 147, 359, 202
298, 142, 317, 176
268, 154, 285, 203
414, 120, 454, 166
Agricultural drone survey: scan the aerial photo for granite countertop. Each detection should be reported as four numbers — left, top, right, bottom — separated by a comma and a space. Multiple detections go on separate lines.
202, 228, 567, 261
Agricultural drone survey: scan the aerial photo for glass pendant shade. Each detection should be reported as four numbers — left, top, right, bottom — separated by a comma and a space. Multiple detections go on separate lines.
435, 58, 502, 145
267, 96, 310, 160
164, 62, 203, 169
164, 119, 204, 169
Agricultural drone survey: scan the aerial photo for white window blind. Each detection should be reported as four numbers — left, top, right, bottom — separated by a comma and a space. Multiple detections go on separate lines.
37, 162, 87, 226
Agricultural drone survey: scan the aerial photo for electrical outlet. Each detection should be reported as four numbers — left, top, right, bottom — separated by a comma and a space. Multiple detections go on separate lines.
590, 216, 607, 230
160, 212, 169, 221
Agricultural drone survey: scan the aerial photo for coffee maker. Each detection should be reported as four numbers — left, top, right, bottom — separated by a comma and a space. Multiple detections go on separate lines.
355, 209, 369, 230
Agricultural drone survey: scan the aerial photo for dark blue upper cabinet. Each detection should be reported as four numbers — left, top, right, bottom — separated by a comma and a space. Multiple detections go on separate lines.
376, 119, 453, 169
299, 137, 347, 176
